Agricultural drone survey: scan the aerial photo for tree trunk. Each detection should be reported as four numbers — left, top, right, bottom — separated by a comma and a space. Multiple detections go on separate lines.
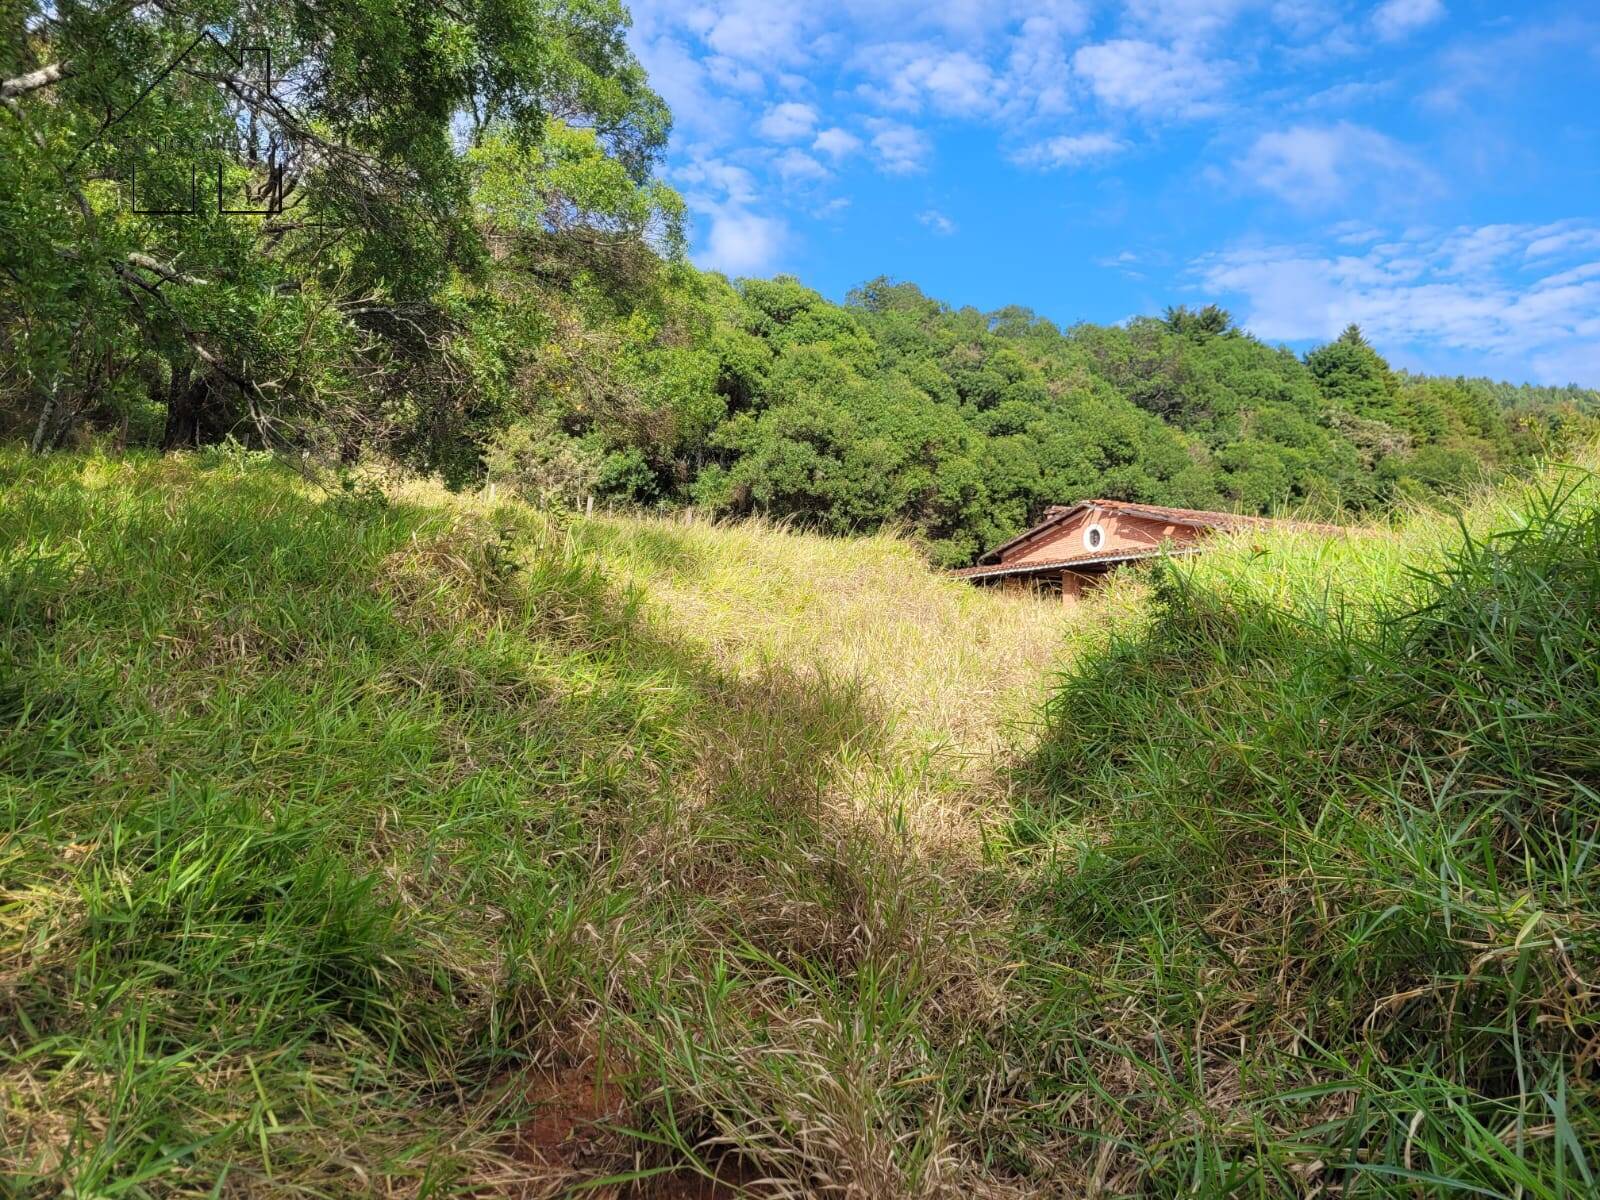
29, 399, 57, 453
161, 366, 202, 450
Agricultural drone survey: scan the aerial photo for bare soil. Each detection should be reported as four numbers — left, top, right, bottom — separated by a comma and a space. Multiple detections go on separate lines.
504, 1064, 762, 1198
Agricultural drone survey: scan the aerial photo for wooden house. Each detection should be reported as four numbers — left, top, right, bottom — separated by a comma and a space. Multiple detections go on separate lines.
952, 499, 1340, 601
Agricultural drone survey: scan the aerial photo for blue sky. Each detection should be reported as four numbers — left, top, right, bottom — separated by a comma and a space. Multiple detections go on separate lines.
625, 0, 1600, 386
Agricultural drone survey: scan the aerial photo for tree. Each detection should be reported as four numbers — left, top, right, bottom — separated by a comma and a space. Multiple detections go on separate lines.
1305, 324, 1399, 424
1, 0, 668, 453
1162, 304, 1233, 341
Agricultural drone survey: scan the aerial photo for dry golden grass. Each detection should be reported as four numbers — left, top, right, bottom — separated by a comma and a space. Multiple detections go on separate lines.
583, 513, 1065, 747
575, 511, 1076, 859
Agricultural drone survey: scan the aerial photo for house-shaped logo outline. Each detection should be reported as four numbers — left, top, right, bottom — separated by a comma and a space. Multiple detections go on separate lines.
90, 29, 286, 217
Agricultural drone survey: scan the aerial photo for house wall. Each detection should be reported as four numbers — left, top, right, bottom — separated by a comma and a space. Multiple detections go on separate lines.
1005, 509, 1209, 565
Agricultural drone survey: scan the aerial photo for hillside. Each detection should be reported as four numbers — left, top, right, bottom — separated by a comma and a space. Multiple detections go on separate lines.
0, 447, 1067, 1194
7, 0, 1598, 569
4, 446, 1599, 1196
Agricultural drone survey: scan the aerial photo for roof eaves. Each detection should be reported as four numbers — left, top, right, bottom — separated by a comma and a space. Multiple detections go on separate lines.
977, 501, 1095, 564
952, 546, 1201, 580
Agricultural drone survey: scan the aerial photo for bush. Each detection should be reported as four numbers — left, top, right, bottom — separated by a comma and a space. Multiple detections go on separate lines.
483, 412, 602, 509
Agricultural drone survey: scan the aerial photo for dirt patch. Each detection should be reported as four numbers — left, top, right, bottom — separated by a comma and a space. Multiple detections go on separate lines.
502, 1064, 765, 1197
506, 1066, 629, 1170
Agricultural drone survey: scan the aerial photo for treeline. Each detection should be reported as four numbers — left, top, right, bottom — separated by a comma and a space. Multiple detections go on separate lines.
515, 277, 1599, 563
5, 1, 1597, 566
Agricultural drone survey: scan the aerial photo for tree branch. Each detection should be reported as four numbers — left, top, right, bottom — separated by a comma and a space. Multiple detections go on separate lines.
126, 252, 209, 287
2, 62, 72, 100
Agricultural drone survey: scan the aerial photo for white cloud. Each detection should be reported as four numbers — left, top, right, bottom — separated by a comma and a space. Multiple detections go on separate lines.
1194, 222, 1600, 385
1124, 0, 1254, 40
691, 0, 820, 64
1532, 341, 1600, 388
812, 127, 864, 160
855, 43, 1001, 115
1297, 78, 1393, 110
1422, 21, 1588, 114
1072, 39, 1229, 118
629, 35, 746, 139
918, 209, 957, 235
774, 148, 831, 182
1234, 121, 1434, 208
1096, 249, 1149, 279
1531, 261, 1600, 289
1435, 223, 1526, 275
675, 156, 760, 206
1003, 15, 1077, 116
1271, 0, 1342, 40
704, 54, 766, 93
1330, 220, 1384, 246
1012, 131, 1126, 169
676, 152, 789, 275
633, 0, 1091, 74
1371, 0, 1445, 42
1525, 222, 1600, 260
865, 118, 931, 174
701, 208, 788, 273
757, 101, 819, 142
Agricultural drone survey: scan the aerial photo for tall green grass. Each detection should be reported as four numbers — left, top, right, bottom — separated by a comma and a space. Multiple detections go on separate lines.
1011, 470, 1600, 1196
0, 448, 1060, 1196
5, 446, 1598, 1197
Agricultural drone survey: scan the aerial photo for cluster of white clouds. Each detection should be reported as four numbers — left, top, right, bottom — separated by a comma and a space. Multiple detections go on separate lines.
1011, 132, 1126, 169
623, 0, 1599, 389
1071, 39, 1227, 118
1230, 121, 1438, 209
623, 0, 1123, 271
1194, 221, 1600, 384
1372, 0, 1446, 42
625, 0, 1477, 273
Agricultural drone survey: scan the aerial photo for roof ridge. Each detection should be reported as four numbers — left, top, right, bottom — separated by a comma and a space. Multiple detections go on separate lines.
1084, 498, 1343, 533
974, 496, 1344, 564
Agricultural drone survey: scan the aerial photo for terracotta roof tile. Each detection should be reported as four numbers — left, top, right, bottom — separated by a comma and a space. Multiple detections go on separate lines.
950, 546, 1198, 580
1080, 499, 1344, 535
975, 498, 1344, 565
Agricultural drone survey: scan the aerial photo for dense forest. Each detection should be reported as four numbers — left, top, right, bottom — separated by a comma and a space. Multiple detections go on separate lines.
4, 0, 1597, 564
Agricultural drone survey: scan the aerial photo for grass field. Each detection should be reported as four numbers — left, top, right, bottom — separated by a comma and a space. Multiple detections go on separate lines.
3, 447, 1598, 1197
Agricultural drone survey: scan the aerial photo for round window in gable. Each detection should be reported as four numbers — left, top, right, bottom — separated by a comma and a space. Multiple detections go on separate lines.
1083, 523, 1106, 552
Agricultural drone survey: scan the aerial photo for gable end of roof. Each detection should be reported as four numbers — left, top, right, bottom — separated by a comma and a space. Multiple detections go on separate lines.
974, 499, 1343, 565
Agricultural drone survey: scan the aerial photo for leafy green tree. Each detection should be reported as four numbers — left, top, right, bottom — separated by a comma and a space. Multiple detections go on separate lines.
1305, 323, 1400, 424
6, 6, 1588, 564
2, 0, 668, 453
1163, 303, 1233, 341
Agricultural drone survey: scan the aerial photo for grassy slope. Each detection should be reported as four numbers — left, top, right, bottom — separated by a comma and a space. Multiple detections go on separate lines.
0, 448, 1066, 1196
3, 447, 1597, 1197
1015, 466, 1600, 1197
